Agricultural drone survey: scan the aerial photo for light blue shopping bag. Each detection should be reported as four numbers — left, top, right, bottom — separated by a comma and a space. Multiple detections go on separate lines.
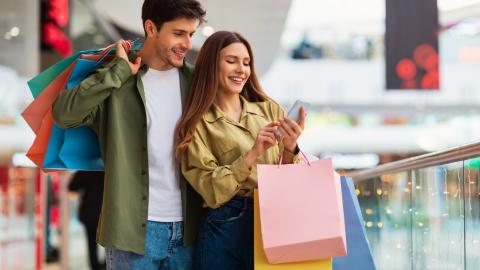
333, 176, 376, 270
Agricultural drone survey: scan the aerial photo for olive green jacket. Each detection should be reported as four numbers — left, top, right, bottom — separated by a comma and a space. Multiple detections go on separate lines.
52, 55, 204, 255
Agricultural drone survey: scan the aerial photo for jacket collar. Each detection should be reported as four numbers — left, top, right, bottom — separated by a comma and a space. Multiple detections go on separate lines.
204, 95, 266, 123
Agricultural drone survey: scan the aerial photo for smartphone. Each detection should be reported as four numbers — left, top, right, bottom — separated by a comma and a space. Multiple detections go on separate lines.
286, 100, 309, 122
274, 100, 309, 138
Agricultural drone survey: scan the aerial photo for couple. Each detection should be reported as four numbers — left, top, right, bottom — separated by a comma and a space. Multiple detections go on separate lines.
52, 0, 305, 269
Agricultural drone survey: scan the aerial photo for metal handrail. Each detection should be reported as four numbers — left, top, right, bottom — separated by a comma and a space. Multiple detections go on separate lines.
347, 140, 480, 182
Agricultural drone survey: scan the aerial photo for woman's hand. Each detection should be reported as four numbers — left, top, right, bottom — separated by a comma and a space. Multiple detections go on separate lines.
115, 39, 141, 75
279, 106, 306, 152
245, 122, 280, 167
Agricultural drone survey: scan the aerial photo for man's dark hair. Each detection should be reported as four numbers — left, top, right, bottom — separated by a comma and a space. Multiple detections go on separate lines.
142, 0, 206, 35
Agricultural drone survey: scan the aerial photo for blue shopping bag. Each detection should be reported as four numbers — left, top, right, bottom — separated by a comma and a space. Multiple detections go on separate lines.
67, 58, 107, 89
333, 176, 376, 270
43, 124, 104, 170
40, 42, 142, 170
42, 58, 107, 170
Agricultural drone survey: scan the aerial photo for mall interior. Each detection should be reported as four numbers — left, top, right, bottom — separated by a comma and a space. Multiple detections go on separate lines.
1, 0, 480, 269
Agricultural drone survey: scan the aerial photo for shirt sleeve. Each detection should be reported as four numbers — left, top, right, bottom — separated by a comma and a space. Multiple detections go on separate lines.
281, 144, 302, 164
181, 132, 253, 209
52, 57, 132, 129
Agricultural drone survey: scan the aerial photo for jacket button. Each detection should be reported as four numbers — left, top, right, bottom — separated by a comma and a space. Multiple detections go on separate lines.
142, 223, 146, 228
141, 169, 146, 175
142, 195, 147, 200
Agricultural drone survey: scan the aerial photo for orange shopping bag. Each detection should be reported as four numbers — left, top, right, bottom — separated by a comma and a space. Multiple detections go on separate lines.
21, 64, 76, 134
25, 109, 55, 168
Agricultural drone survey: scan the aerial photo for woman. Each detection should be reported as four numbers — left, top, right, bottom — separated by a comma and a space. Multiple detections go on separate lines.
174, 31, 305, 270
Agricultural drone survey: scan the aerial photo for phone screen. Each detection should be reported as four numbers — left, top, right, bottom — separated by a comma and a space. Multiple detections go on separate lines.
287, 100, 308, 122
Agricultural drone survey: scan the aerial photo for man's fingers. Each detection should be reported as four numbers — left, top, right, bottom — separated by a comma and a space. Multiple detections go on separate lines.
134, 57, 142, 66
121, 40, 132, 52
115, 40, 129, 58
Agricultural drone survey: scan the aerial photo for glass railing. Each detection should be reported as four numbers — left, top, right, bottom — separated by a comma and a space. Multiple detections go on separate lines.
348, 142, 480, 270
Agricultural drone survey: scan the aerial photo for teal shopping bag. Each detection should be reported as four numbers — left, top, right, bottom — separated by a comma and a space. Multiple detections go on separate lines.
27, 52, 81, 98
333, 176, 376, 270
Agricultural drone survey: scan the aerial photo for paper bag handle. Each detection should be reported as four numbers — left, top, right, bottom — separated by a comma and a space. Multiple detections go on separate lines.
278, 148, 311, 167
96, 39, 140, 65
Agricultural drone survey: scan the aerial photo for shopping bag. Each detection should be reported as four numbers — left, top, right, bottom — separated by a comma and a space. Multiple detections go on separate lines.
42, 124, 104, 170
21, 45, 116, 134
254, 190, 332, 269
332, 176, 376, 270
66, 44, 116, 89
21, 63, 76, 134
26, 110, 55, 168
28, 53, 81, 98
66, 58, 107, 89
40, 57, 109, 170
257, 156, 347, 264
23, 41, 140, 170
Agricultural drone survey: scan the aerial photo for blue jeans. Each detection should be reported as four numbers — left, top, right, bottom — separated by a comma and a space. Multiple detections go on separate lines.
106, 221, 193, 270
195, 196, 253, 270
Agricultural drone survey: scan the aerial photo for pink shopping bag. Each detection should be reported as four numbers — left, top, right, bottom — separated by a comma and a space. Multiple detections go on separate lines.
257, 156, 347, 264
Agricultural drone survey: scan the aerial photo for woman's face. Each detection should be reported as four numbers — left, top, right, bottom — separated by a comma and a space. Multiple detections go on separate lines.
218, 42, 251, 96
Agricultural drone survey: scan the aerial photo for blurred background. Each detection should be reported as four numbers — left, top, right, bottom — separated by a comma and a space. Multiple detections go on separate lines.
1, 0, 480, 269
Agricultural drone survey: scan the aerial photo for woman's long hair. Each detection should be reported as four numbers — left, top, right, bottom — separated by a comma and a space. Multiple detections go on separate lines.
174, 31, 270, 160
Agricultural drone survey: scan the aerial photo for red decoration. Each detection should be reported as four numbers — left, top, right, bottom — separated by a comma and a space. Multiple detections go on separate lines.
421, 70, 439, 89
47, 0, 69, 28
396, 58, 417, 80
42, 22, 73, 57
414, 44, 438, 71
401, 80, 417, 89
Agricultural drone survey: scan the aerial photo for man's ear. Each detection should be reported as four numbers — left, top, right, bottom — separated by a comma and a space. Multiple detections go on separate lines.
144, 19, 158, 38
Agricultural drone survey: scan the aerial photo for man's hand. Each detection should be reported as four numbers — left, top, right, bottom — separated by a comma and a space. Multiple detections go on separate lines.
115, 39, 141, 75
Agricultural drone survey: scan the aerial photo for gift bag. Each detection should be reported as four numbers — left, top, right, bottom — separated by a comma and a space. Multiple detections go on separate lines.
257, 156, 347, 264
254, 190, 332, 269
332, 176, 376, 270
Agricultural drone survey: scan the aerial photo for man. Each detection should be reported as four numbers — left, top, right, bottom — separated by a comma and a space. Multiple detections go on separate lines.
52, 0, 206, 269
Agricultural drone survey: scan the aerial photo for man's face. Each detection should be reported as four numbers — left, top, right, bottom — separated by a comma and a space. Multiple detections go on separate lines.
147, 17, 197, 69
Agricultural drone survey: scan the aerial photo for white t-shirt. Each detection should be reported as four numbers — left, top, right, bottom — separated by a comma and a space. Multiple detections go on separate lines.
141, 67, 183, 222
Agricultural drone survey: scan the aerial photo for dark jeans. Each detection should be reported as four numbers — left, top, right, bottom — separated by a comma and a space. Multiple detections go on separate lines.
195, 196, 253, 270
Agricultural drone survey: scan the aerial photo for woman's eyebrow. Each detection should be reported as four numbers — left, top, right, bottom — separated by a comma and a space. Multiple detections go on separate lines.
224, 55, 250, 61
